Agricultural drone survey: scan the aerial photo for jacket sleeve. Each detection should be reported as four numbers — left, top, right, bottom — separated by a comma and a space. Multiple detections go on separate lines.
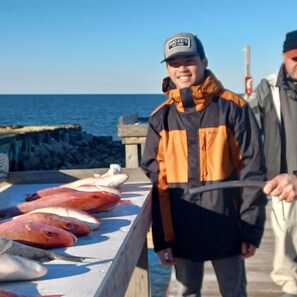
141, 120, 174, 252
248, 79, 271, 132
234, 103, 268, 247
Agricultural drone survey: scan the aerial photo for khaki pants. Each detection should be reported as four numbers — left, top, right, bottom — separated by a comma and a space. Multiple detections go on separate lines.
271, 196, 297, 294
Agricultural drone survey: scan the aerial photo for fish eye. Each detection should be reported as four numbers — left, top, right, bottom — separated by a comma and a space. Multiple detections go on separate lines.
45, 231, 56, 237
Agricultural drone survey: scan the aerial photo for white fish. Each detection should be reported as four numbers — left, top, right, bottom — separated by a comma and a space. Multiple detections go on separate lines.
75, 185, 121, 196
0, 237, 87, 263
29, 207, 100, 230
0, 253, 47, 281
62, 173, 129, 189
99, 164, 122, 176
25, 170, 128, 202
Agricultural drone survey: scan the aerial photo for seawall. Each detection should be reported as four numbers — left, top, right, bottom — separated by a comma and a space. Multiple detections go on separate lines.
0, 125, 125, 171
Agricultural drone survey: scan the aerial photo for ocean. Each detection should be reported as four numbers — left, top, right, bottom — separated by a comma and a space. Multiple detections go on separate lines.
0, 94, 171, 297
0, 94, 166, 140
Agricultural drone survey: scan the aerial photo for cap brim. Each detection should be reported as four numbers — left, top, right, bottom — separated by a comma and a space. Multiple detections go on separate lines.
160, 52, 199, 63
284, 49, 297, 59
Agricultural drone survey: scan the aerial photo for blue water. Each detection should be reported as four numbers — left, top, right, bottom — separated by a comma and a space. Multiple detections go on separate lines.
0, 93, 170, 296
0, 94, 166, 140
149, 249, 172, 296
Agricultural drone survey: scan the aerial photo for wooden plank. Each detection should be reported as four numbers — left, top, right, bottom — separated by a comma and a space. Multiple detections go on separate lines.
121, 137, 147, 145
125, 241, 151, 297
117, 115, 149, 169
125, 144, 139, 168
118, 125, 148, 138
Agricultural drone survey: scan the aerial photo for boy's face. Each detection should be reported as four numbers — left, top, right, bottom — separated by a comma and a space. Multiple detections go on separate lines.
166, 55, 207, 89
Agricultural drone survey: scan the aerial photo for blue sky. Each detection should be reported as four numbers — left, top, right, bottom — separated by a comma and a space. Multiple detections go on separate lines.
0, 0, 296, 94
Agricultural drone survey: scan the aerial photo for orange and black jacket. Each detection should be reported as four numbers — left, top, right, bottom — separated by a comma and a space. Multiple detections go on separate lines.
141, 70, 267, 262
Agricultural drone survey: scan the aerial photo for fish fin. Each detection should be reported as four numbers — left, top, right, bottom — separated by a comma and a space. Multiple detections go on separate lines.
52, 253, 93, 263
0, 238, 13, 255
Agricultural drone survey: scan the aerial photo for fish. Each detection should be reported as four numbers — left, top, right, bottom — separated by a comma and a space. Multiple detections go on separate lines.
0, 189, 121, 218
71, 185, 121, 196
0, 221, 77, 249
25, 173, 128, 201
1, 212, 91, 237
62, 173, 129, 189
26, 185, 121, 202
100, 164, 122, 176
0, 289, 62, 297
0, 254, 47, 281
0, 237, 87, 263
25, 187, 73, 202
28, 207, 100, 230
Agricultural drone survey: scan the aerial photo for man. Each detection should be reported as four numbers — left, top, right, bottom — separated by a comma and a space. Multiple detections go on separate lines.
249, 29, 297, 297
141, 32, 267, 297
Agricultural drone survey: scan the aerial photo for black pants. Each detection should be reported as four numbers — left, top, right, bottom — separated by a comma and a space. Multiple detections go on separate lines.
167, 256, 247, 297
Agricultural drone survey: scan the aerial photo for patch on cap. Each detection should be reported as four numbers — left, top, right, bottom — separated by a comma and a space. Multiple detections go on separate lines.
167, 37, 191, 50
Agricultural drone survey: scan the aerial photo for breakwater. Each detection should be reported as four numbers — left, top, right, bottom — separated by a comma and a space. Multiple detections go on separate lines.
0, 125, 125, 171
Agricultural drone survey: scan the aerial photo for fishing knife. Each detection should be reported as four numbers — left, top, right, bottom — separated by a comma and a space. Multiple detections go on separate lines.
189, 180, 266, 195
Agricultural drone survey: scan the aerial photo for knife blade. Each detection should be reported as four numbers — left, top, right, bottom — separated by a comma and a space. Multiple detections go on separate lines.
189, 180, 266, 195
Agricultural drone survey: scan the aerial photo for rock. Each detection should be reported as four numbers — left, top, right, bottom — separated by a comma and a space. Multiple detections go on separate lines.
15, 130, 125, 171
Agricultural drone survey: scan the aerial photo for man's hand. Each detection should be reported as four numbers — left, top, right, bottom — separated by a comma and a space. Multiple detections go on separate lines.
263, 173, 297, 202
241, 243, 256, 259
157, 248, 175, 266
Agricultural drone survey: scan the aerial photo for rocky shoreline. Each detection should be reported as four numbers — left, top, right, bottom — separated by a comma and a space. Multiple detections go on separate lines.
20, 132, 125, 171
0, 125, 125, 171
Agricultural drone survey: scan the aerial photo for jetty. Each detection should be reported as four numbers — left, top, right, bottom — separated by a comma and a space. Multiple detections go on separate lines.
0, 124, 124, 171
0, 124, 82, 170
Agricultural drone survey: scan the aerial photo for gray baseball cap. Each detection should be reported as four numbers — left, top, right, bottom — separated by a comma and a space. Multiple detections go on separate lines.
161, 32, 206, 63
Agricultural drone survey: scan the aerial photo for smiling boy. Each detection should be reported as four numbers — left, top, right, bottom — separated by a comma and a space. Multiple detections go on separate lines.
141, 32, 267, 297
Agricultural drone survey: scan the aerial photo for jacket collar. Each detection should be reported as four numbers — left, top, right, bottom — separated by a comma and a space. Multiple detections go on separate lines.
162, 70, 224, 111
